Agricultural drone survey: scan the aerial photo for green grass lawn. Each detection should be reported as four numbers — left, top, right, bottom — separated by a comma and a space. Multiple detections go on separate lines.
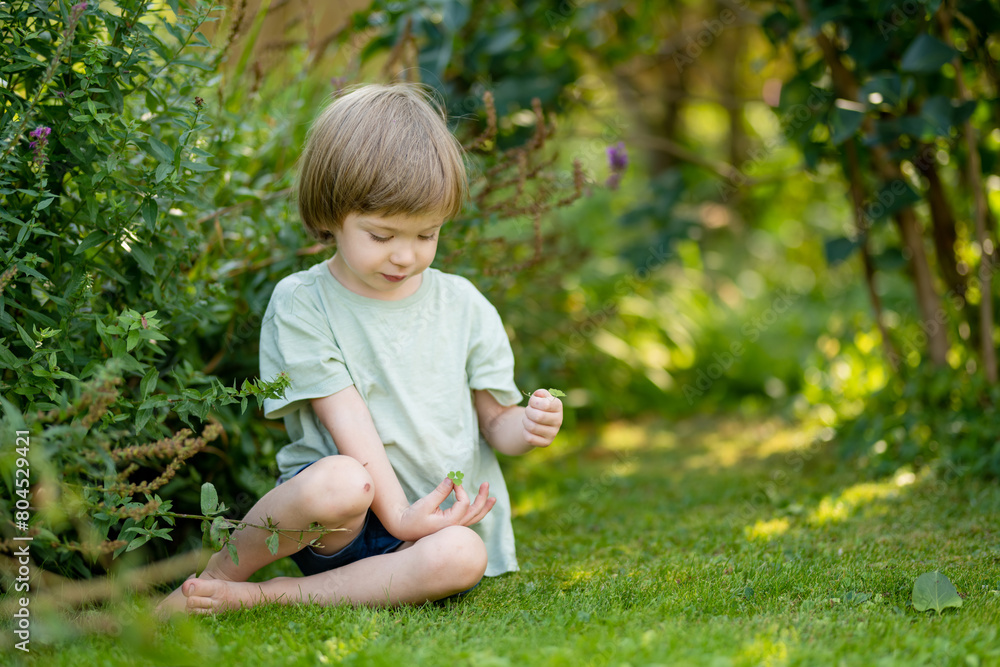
10, 415, 1000, 666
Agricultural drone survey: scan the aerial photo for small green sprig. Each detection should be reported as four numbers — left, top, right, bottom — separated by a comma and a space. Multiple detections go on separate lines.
523, 388, 566, 398
448, 470, 464, 485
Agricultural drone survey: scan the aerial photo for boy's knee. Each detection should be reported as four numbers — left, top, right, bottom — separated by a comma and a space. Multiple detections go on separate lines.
295, 455, 374, 520
429, 526, 487, 590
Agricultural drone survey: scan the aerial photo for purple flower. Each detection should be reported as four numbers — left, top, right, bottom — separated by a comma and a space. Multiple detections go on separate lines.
28, 126, 52, 167
607, 141, 628, 171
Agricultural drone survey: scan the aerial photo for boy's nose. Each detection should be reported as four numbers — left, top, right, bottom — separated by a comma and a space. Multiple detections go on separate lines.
390, 245, 415, 267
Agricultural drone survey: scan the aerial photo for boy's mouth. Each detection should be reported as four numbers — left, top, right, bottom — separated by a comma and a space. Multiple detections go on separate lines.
381, 273, 406, 282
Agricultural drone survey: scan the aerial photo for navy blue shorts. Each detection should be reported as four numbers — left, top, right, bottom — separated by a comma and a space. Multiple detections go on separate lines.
277, 461, 403, 576
289, 507, 404, 576
278, 461, 479, 598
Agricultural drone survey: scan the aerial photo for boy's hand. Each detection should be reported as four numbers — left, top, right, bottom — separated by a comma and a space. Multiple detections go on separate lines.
394, 479, 496, 541
522, 388, 563, 448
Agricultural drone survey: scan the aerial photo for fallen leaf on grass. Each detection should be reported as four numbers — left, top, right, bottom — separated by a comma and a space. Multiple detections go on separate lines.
912, 571, 963, 614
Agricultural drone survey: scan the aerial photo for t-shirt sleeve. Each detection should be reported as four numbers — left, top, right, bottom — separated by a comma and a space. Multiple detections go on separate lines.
466, 287, 522, 407
259, 279, 354, 420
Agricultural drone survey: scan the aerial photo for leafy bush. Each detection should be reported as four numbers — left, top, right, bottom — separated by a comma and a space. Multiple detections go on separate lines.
0, 0, 289, 579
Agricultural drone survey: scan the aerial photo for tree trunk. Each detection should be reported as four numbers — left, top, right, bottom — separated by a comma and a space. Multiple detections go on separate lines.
894, 208, 950, 366
917, 154, 966, 300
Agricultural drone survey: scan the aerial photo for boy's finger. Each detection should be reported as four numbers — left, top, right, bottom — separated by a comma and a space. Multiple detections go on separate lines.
468, 495, 497, 526
437, 477, 454, 495
528, 394, 551, 409
450, 479, 472, 511
529, 394, 561, 412
462, 482, 489, 520
425, 478, 454, 509
525, 406, 561, 426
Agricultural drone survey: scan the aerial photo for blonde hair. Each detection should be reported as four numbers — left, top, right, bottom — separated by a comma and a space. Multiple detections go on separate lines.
297, 83, 468, 242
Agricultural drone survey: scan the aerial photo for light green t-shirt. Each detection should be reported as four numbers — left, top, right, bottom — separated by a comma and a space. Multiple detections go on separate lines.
259, 260, 523, 576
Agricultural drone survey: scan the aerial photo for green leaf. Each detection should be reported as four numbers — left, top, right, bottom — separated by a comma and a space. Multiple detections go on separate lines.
547, 388, 566, 398
830, 107, 865, 145
154, 162, 173, 183
180, 160, 217, 172
265, 531, 280, 556
824, 237, 860, 267
448, 470, 464, 485
900, 34, 958, 73
74, 230, 111, 255
130, 243, 156, 275
872, 181, 921, 221
209, 516, 229, 549
912, 571, 963, 614
200, 482, 219, 515
227, 542, 240, 566
141, 197, 158, 229
173, 58, 215, 71
15, 322, 35, 349
140, 367, 159, 399
921, 95, 955, 136
135, 407, 154, 433
146, 137, 174, 163
125, 534, 151, 552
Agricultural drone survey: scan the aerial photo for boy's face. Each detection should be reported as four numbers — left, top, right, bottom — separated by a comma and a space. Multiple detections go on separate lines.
327, 211, 445, 300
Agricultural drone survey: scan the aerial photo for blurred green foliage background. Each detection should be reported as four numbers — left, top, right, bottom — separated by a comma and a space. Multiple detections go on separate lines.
1, 0, 999, 584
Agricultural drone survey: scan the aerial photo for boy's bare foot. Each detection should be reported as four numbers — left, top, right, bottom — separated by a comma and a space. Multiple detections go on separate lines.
181, 575, 281, 614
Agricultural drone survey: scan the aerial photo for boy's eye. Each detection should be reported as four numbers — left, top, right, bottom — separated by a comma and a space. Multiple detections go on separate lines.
368, 233, 390, 243
419, 234, 437, 241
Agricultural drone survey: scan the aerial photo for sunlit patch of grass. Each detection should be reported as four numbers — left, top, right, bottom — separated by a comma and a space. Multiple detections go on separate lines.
509, 486, 555, 518
745, 517, 791, 542
680, 416, 824, 470
807, 480, 902, 526
591, 419, 677, 453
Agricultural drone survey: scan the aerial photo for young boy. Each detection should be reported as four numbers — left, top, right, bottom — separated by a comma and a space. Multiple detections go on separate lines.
159, 83, 563, 614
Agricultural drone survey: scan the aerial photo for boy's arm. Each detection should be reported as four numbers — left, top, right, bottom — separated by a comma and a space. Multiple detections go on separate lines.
475, 389, 563, 456
312, 386, 496, 541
